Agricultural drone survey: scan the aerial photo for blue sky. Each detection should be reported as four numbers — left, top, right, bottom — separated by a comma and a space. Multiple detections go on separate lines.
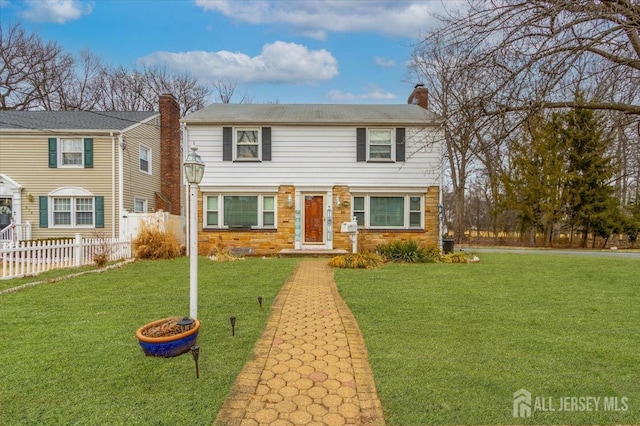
1, 0, 461, 104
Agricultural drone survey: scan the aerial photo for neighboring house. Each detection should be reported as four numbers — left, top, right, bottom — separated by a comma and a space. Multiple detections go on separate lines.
0, 94, 182, 242
181, 85, 443, 255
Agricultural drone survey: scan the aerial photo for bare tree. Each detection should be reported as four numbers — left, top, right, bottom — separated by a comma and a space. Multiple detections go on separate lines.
58, 49, 104, 110
0, 23, 73, 110
95, 65, 210, 116
1, 24, 210, 116
435, 0, 640, 115
211, 79, 253, 104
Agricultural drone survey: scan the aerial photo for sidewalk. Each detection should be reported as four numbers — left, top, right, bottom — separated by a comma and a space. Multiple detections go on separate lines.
215, 260, 385, 426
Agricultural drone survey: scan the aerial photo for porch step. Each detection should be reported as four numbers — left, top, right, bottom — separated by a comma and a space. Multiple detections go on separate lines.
278, 248, 348, 258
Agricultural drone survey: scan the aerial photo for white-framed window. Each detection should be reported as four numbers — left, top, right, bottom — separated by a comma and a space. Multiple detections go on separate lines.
42, 188, 103, 229
134, 197, 147, 213
52, 197, 94, 227
352, 195, 423, 229
139, 145, 151, 174
60, 138, 84, 167
235, 128, 260, 161
204, 194, 276, 229
368, 129, 394, 161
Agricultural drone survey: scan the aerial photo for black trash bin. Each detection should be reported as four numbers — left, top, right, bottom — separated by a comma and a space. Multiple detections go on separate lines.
442, 238, 454, 254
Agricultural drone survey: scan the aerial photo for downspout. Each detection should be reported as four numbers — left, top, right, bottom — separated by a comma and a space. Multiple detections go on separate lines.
111, 132, 116, 239
118, 133, 125, 239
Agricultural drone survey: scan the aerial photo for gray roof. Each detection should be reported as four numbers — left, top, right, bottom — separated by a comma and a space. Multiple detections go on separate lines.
182, 104, 441, 126
0, 111, 158, 131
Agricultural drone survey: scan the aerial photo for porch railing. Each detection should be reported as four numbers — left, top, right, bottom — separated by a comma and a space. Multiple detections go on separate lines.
0, 222, 32, 247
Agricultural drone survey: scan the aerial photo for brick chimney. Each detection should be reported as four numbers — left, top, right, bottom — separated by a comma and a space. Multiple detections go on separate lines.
408, 83, 429, 109
157, 93, 181, 215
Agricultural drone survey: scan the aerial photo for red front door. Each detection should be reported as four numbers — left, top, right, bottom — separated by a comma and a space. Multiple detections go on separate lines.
304, 196, 324, 243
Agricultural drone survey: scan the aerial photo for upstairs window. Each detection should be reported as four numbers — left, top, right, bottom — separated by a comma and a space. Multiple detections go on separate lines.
236, 129, 260, 160
48, 137, 93, 168
223, 127, 271, 162
368, 129, 393, 161
60, 138, 84, 166
139, 145, 151, 174
356, 128, 405, 162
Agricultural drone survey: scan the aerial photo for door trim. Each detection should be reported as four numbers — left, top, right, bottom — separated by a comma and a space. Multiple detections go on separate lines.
302, 194, 325, 245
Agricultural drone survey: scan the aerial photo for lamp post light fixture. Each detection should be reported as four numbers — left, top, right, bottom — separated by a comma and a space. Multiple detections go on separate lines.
184, 146, 205, 319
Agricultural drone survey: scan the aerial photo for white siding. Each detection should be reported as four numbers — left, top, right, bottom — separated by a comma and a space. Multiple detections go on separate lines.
187, 125, 442, 189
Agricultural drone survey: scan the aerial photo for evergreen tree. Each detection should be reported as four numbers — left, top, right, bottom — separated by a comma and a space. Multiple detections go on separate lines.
504, 113, 567, 246
561, 105, 617, 248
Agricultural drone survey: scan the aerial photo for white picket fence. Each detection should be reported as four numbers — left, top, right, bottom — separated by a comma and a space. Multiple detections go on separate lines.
1, 234, 132, 280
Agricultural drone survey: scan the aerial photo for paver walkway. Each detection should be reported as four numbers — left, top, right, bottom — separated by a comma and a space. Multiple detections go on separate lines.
214, 260, 385, 426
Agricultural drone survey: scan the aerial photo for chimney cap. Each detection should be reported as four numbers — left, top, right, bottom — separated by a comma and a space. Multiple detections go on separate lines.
414, 83, 425, 88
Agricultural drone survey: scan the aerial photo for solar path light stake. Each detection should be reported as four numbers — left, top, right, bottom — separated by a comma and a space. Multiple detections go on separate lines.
190, 346, 200, 379
230, 316, 236, 336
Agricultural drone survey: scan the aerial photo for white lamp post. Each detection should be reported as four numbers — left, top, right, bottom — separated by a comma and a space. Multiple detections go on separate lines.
184, 146, 205, 319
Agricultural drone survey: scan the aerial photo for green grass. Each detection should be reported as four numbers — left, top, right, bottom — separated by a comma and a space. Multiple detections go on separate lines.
335, 253, 640, 425
0, 264, 102, 292
2, 254, 638, 425
0, 257, 299, 425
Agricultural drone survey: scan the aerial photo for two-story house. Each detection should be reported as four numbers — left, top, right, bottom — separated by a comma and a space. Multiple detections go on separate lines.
0, 94, 182, 242
181, 85, 443, 256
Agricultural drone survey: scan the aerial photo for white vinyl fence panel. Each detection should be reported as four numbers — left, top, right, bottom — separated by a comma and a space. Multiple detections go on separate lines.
1, 234, 132, 280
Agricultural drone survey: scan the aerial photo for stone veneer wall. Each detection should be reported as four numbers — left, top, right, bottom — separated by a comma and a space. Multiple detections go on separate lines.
197, 185, 440, 256
333, 185, 440, 253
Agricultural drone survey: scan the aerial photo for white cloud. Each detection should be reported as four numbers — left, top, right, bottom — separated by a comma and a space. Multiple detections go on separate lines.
195, 0, 461, 39
138, 41, 338, 84
327, 85, 397, 103
20, 0, 93, 24
375, 56, 396, 68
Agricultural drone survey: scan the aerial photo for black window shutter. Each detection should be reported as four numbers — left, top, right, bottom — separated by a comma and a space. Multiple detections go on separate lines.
356, 128, 366, 162
396, 128, 405, 162
262, 127, 271, 161
223, 127, 233, 161
48, 138, 57, 168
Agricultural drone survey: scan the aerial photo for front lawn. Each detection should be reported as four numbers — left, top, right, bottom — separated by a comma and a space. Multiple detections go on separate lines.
335, 253, 640, 425
0, 257, 299, 425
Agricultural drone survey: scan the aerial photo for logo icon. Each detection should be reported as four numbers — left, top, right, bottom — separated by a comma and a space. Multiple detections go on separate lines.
513, 388, 532, 418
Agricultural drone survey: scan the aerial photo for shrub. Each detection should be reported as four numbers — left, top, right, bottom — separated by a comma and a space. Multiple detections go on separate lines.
422, 244, 443, 263
376, 240, 438, 263
328, 252, 385, 269
208, 236, 244, 262
441, 252, 472, 264
91, 232, 112, 268
133, 220, 181, 259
